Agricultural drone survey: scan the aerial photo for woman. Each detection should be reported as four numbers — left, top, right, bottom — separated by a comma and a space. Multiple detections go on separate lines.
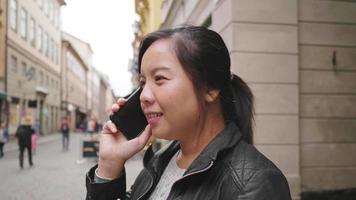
86, 26, 291, 200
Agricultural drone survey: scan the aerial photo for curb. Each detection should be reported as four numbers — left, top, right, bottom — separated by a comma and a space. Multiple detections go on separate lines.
3, 133, 61, 153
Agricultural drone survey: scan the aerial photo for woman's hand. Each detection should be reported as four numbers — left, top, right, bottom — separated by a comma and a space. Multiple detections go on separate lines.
97, 98, 152, 179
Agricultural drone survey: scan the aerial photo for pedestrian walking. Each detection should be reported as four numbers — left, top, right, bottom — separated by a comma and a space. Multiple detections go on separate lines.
60, 117, 70, 151
85, 26, 291, 200
0, 122, 9, 158
16, 124, 34, 168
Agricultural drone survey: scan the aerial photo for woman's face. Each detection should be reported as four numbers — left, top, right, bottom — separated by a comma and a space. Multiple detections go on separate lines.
139, 39, 201, 140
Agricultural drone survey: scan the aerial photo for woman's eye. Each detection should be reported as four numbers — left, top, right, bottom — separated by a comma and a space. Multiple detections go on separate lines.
155, 75, 166, 82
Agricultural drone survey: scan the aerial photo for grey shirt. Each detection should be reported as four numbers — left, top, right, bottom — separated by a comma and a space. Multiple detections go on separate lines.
94, 151, 186, 200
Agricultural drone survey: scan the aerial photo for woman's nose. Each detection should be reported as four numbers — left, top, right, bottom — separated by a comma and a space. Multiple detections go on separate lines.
140, 85, 154, 105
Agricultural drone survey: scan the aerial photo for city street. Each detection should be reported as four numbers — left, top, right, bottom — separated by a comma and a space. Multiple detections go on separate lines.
0, 133, 143, 200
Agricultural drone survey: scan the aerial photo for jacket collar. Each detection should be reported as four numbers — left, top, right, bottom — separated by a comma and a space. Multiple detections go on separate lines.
185, 122, 242, 174
144, 122, 243, 176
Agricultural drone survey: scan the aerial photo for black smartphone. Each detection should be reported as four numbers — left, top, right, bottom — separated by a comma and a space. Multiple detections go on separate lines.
109, 88, 148, 140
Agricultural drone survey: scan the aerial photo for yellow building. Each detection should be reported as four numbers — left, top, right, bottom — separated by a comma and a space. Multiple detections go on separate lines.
130, 0, 163, 88
135, 0, 163, 36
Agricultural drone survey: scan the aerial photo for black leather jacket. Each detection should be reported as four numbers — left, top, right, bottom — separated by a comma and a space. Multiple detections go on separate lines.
86, 123, 292, 200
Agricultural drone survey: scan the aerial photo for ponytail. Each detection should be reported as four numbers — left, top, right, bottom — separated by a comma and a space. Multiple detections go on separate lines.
221, 74, 254, 144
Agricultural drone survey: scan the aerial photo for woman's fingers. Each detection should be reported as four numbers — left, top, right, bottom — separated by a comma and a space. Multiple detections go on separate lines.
112, 98, 127, 112
117, 98, 127, 106
111, 104, 119, 112
127, 124, 152, 150
102, 120, 117, 134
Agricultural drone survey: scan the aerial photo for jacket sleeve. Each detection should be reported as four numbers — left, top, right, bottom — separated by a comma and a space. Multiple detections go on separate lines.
237, 169, 292, 200
86, 165, 130, 200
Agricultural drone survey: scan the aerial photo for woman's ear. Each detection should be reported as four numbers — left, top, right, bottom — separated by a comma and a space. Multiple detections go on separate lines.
205, 89, 220, 102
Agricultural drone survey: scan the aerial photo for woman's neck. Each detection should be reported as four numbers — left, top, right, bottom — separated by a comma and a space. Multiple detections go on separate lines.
176, 105, 225, 169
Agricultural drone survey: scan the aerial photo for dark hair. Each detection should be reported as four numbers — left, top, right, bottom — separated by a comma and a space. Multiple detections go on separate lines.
138, 26, 254, 144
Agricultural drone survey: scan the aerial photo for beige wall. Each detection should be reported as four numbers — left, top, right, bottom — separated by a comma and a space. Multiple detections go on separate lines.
61, 42, 87, 113
162, 0, 300, 198
91, 69, 101, 122
98, 79, 107, 125
161, 0, 356, 198
61, 32, 93, 121
6, 0, 63, 135
299, 0, 356, 192
213, 0, 300, 198
0, 0, 6, 92
7, 0, 62, 74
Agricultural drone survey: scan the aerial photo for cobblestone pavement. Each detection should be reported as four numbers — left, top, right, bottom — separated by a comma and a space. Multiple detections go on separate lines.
0, 133, 143, 200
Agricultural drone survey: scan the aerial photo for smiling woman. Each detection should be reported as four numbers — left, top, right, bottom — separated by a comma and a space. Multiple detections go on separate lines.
85, 26, 292, 200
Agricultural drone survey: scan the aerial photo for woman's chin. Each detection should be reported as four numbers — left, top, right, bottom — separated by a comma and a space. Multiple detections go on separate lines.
151, 128, 172, 140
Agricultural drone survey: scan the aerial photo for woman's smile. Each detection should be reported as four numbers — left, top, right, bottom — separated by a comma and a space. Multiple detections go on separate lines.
145, 112, 163, 125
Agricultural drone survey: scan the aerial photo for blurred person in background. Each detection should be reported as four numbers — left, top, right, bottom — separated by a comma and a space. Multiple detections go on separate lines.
60, 117, 70, 151
16, 121, 34, 168
0, 121, 9, 158
87, 118, 97, 135
31, 125, 38, 154
85, 26, 291, 200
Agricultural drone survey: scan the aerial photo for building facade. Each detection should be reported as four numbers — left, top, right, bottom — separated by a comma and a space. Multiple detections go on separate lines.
136, 0, 356, 199
90, 68, 101, 124
96, 72, 115, 128
0, 0, 8, 124
61, 32, 90, 131
6, 0, 65, 135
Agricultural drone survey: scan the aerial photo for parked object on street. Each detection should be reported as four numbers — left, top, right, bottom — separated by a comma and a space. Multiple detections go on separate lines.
16, 125, 34, 168
82, 134, 100, 158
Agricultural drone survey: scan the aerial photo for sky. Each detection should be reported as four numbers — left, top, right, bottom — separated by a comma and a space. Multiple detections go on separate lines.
61, 0, 138, 97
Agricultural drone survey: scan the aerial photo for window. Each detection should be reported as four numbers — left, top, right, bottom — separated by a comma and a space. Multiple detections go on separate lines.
51, 78, 54, 88
10, 55, 18, 73
20, 8, 28, 39
22, 61, 27, 76
31, 67, 36, 81
37, 0, 43, 9
29, 17, 36, 46
50, 38, 54, 61
46, 75, 49, 86
9, 0, 17, 31
44, 32, 49, 57
49, 1, 54, 22
37, 25, 43, 51
55, 43, 59, 64
39, 71, 44, 84
53, 6, 58, 28
44, 0, 49, 16
66, 51, 86, 81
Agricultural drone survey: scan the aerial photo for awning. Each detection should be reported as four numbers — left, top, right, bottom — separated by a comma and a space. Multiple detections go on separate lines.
0, 93, 6, 100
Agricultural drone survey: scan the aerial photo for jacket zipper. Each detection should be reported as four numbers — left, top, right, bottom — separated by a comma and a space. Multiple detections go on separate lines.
181, 160, 214, 179
166, 161, 214, 200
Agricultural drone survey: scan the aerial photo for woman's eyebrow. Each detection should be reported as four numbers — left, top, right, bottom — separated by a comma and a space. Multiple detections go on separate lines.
151, 66, 170, 75
138, 66, 171, 79
139, 66, 171, 78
